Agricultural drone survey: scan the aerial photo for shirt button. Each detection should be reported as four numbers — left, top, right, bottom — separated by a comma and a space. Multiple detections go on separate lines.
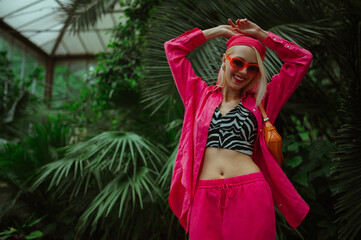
287, 45, 290, 48
273, 38, 276, 40
252, 109, 256, 111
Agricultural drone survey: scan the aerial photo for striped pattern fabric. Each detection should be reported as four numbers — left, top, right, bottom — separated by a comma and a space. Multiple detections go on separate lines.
205, 101, 258, 156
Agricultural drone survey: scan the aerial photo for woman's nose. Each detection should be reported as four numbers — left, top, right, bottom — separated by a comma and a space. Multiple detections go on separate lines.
239, 66, 248, 75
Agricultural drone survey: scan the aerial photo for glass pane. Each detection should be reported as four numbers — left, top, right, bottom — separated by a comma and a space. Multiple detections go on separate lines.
10, 44, 23, 80
0, 36, 9, 51
52, 61, 93, 109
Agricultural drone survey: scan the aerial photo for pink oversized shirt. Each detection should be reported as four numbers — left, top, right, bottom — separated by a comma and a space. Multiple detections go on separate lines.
164, 28, 313, 233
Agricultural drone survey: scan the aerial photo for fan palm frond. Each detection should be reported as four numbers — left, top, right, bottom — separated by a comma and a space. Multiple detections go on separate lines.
330, 1, 361, 238
32, 131, 166, 198
142, 0, 332, 116
331, 86, 361, 240
158, 144, 178, 190
76, 166, 162, 230
31, 130, 167, 238
61, 0, 120, 33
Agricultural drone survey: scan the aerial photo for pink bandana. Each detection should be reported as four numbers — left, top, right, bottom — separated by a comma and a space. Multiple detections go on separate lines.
226, 36, 266, 61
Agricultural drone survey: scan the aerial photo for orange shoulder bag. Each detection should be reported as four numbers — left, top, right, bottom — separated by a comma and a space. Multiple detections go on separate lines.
257, 100, 284, 166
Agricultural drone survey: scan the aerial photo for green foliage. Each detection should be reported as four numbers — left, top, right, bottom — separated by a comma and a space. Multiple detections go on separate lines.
51, 65, 89, 109
0, 116, 73, 239
0, 115, 70, 187
332, 86, 361, 239
0, 51, 17, 113
142, 0, 341, 138
329, 1, 361, 239
62, 0, 120, 33
0, 50, 48, 143
0, 50, 23, 136
141, 0, 347, 239
281, 125, 337, 239
61, 0, 164, 137
86, 0, 162, 110
0, 214, 44, 240
23, 67, 45, 95
3, 0, 360, 239
32, 131, 167, 239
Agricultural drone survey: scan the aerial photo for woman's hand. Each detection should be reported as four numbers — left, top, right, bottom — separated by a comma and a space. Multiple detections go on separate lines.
218, 25, 245, 38
202, 25, 242, 40
228, 18, 268, 41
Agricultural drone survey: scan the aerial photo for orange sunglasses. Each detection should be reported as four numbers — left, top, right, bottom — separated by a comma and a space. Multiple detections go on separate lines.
225, 54, 260, 75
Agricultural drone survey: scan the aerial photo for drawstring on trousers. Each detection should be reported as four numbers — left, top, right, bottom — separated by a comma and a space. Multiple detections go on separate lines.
217, 184, 235, 208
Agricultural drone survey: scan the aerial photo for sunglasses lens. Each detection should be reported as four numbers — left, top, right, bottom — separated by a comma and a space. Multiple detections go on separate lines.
248, 66, 260, 74
227, 55, 260, 75
232, 59, 245, 69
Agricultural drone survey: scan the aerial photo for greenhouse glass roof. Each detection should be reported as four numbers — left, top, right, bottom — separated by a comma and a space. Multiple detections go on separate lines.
0, 0, 124, 58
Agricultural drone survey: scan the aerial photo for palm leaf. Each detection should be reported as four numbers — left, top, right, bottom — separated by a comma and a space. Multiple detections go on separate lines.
141, 0, 343, 238
324, 1, 361, 239
142, 0, 331, 117
76, 166, 163, 234
61, 0, 120, 33
158, 144, 178, 191
32, 131, 166, 198
331, 87, 361, 239
31, 130, 167, 238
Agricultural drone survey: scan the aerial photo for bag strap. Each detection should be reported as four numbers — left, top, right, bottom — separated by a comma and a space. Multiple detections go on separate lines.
254, 94, 269, 122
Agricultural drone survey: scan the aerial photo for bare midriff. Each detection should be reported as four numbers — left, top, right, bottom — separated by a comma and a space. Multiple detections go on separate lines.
198, 147, 261, 180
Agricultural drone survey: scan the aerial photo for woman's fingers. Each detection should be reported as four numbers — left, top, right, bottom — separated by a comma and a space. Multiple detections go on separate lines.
236, 18, 248, 28
229, 19, 245, 34
228, 18, 237, 28
227, 18, 253, 37
233, 28, 242, 34
229, 18, 249, 31
224, 25, 245, 37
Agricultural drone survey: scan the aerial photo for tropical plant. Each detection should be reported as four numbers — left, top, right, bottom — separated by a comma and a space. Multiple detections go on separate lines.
0, 214, 44, 240
329, 1, 361, 239
0, 51, 49, 144
0, 116, 74, 239
143, 0, 340, 127
28, 1, 173, 239
19, 0, 359, 239
0, 50, 27, 142
60, 0, 163, 137
61, 0, 120, 33
32, 131, 168, 239
142, 0, 344, 239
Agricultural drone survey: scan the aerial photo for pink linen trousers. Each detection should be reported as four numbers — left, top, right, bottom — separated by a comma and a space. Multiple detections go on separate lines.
164, 28, 313, 238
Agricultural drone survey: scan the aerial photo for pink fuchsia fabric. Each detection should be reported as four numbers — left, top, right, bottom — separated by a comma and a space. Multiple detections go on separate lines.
189, 172, 276, 240
227, 35, 267, 60
164, 28, 313, 233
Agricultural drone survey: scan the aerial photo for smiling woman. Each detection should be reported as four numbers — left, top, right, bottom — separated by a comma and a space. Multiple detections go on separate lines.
164, 18, 313, 240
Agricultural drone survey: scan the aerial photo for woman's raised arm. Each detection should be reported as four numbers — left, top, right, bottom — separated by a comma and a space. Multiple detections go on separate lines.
164, 25, 240, 106
229, 18, 313, 124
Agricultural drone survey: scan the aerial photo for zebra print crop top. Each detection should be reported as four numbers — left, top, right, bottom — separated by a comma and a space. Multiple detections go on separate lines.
205, 101, 258, 157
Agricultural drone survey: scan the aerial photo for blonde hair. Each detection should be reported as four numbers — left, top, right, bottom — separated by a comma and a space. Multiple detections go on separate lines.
216, 45, 267, 107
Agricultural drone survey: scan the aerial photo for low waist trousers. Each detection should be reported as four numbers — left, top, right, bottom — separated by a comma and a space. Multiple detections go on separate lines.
189, 171, 276, 240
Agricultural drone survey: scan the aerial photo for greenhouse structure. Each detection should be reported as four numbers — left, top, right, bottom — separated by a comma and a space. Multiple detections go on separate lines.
0, 0, 361, 239
0, 0, 124, 108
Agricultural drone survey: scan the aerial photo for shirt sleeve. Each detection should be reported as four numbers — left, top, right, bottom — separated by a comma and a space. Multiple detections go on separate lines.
164, 28, 209, 106
261, 32, 313, 124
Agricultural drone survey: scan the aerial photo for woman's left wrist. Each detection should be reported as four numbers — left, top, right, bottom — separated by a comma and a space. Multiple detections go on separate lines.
255, 29, 268, 41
